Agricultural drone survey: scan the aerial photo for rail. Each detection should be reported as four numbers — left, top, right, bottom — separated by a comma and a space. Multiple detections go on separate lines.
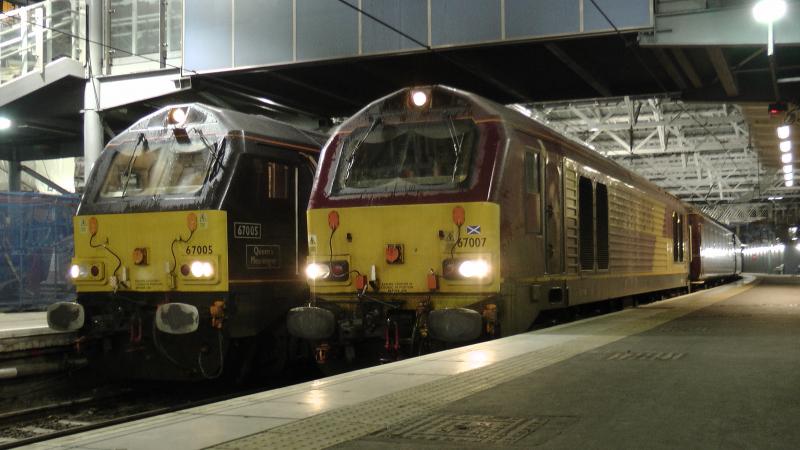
0, 0, 85, 86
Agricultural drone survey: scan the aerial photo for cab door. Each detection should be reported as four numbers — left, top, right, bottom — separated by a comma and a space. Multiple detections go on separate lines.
544, 153, 564, 274
226, 151, 299, 281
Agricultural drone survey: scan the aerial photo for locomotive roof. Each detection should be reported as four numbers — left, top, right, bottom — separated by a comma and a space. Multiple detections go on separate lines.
339, 85, 701, 215
113, 102, 327, 152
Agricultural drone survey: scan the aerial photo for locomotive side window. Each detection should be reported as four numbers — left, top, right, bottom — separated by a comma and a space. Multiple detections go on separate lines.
579, 176, 594, 271
524, 152, 540, 194
266, 162, 290, 199
524, 151, 542, 233
672, 212, 679, 262
596, 183, 609, 270
678, 214, 685, 262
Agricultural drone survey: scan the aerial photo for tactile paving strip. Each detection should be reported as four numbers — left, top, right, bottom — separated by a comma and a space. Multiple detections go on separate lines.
212, 282, 754, 450
375, 413, 548, 443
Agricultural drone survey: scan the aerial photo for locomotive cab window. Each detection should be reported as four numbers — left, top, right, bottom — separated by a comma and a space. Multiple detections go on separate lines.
332, 119, 477, 194
99, 131, 215, 199
524, 151, 542, 233
579, 176, 594, 271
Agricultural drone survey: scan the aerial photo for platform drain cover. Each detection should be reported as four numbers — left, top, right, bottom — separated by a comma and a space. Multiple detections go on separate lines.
376, 414, 546, 443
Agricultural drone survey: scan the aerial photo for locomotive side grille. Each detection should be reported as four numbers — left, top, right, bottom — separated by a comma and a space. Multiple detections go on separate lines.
596, 183, 609, 270
564, 165, 579, 274
578, 177, 594, 271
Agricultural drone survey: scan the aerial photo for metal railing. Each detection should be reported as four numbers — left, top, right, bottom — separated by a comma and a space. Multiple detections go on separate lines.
0, 0, 85, 86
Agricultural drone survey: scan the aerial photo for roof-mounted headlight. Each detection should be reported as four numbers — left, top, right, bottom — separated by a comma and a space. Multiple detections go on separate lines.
168, 107, 188, 126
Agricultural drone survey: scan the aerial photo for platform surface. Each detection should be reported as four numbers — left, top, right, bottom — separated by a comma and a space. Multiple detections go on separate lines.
27, 276, 800, 449
0, 312, 74, 353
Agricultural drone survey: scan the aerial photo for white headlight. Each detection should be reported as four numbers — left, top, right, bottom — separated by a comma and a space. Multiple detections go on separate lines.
458, 259, 490, 278
411, 90, 428, 107
201, 262, 214, 277
305, 263, 330, 280
69, 264, 80, 279
190, 261, 204, 277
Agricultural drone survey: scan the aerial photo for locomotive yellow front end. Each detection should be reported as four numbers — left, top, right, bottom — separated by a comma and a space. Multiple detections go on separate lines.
290, 86, 506, 364
65, 209, 229, 317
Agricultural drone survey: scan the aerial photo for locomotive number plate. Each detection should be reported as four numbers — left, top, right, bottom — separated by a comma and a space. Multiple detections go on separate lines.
456, 237, 487, 248
234, 222, 261, 239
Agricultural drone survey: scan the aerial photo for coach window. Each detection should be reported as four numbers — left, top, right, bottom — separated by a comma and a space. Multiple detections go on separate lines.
579, 176, 594, 270
524, 151, 542, 233
596, 183, 609, 269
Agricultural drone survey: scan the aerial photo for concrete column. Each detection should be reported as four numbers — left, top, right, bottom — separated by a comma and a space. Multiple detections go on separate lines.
8, 148, 21, 192
83, 0, 104, 175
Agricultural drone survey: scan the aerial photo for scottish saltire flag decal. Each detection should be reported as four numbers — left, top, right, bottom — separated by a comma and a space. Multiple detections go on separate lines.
466, 225, 481, 235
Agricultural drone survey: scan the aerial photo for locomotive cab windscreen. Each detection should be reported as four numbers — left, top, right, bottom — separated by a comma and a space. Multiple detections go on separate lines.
319, 86, 498, 200
333, 116, 478, 195
85, 105, 226, 212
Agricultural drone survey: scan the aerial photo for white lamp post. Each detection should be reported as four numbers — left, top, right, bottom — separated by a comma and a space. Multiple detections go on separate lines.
753, 0, 787, 56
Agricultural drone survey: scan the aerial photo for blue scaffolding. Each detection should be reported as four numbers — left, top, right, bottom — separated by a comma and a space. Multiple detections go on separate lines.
0, 192, 80, 311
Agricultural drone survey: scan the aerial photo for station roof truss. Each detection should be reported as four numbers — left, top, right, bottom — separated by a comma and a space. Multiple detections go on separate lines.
513, 97, 795, 224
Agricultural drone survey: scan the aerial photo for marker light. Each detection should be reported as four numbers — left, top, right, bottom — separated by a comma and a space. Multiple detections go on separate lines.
753, 0, 787, 23
782, 153, 793, 164
411, 90, 428, 107
784, 173, 793, 181
458, 259, 490, 278
69, 264, 80, 279
777, 125, 791, 139
168, 107, 188, 126
0, 117, 11, 130
780, 140, 792, 152
305, 263, 330, 280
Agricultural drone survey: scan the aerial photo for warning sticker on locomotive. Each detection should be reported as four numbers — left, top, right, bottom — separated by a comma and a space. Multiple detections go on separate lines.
234, 222, 261, 239
308, 234, 318, 254
198, 212, 209, 229
246, 244, 280, 269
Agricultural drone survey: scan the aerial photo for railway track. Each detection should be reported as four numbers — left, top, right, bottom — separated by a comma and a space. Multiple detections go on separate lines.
0, 360, 323, 448
0, 380, 283, 449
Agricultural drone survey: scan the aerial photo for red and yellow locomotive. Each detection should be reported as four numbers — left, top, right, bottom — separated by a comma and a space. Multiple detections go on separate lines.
289, 85, 737, 366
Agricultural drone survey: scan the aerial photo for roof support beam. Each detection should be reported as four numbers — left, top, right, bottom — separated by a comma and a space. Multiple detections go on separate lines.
653, 48, 688, 90
544, 43, 612, 97
670, 48, 702, 88
707, 47, 739, 97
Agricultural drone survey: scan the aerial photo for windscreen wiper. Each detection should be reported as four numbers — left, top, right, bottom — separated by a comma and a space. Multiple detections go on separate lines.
192, 128, 225, 181
344, 117, 381, 182
445, 115, 465, 183
121, 133, 148, 198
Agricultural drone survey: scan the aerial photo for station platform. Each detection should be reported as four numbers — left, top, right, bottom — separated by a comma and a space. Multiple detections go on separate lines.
27, 275, 800, 449
0, 312, 75, 354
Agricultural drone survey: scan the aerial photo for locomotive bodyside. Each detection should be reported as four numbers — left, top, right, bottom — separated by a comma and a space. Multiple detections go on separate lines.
49, 104, 322, 380
295, 86, 691, 365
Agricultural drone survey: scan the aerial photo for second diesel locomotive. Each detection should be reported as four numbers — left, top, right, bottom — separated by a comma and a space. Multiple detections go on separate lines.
47, 104, 323, 380
289, 85, 739, 365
